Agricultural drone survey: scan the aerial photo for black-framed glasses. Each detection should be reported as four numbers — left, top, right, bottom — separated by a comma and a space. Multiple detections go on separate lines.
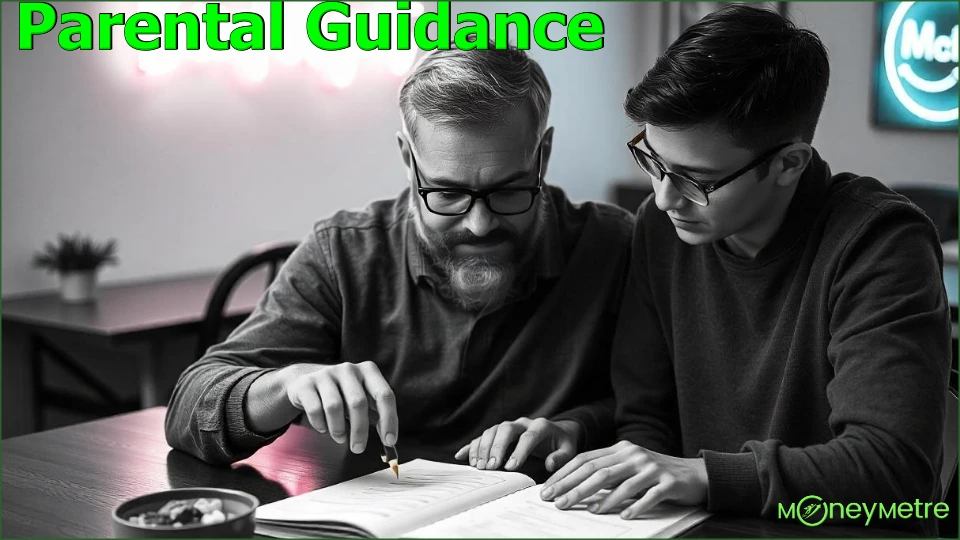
627, 129, 792, 207
411, 145, 544, 216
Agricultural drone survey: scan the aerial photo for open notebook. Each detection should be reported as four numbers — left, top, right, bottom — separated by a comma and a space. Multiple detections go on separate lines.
255, 459, 710, 538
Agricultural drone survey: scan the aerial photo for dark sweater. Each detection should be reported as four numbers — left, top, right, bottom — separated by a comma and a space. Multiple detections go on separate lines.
165, 186, 634, 465
612, 152, 951, 535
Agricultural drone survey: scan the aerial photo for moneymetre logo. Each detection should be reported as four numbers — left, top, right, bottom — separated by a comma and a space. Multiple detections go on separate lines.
876, 1, 958, 128
779, 495, 950, 527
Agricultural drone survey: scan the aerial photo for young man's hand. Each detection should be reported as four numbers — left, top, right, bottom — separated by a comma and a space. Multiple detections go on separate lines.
283, 361, 398, 454
454, 417, 581, 472
538, 441, 708, 519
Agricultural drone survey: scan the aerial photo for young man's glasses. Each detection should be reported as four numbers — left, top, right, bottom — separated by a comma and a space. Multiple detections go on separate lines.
626, 129, 791, 207
411, 145, 544, 216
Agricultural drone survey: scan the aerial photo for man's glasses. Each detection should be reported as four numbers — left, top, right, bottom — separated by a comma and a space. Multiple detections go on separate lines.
626, 129, 792, 207
411, 145, 544, 216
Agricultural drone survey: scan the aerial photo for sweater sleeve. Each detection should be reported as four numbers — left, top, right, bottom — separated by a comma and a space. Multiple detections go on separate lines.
611, 201, 683, 456
703, 203, 951, 528
164, 228, 343, 464
550, 398, 617, 451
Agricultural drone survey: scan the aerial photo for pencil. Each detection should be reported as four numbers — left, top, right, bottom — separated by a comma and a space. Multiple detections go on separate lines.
381, 444, 400, 479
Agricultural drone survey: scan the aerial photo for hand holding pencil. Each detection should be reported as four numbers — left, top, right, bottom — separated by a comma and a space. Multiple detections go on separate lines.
285, 361, 399, 456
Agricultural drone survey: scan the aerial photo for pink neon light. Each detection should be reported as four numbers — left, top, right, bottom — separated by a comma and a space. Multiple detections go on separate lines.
135, 1, 423, 87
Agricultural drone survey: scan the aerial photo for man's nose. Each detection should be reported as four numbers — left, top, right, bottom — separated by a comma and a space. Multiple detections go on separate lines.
654, 175, 689, 213
462, 199, 498, 237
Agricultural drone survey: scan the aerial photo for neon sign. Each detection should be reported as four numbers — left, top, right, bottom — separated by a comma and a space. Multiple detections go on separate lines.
875, 1, 958, 129
134, 2, 424, 88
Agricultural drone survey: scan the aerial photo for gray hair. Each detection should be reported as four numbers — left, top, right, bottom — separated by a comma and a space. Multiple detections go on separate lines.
398, 41, 552, 140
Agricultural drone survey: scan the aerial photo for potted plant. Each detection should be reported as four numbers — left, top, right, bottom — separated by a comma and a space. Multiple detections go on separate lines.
32, 233, 119, 303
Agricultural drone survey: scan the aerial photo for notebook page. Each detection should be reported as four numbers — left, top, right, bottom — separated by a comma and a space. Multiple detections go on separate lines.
255, 459, 536, 538
404, 485, 710, 538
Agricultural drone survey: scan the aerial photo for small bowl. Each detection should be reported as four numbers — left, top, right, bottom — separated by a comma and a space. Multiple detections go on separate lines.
112, 488, 259, 538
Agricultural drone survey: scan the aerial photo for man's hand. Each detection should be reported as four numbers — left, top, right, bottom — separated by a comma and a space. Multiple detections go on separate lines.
454, 417, 581, 472
283, 361, 398, 454
538, 441, 708, 519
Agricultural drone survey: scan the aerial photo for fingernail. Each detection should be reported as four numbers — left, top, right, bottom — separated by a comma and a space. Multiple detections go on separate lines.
621, 510, 633, 520
556, 496, 569, 509
506, 459, 517, 470
351, 444, 364, 454
589, 504, 600, 513
487, 457, 497, 468
469, 457, 476, 466
541, 487, 554, 499
318, 428, 327, 434
384, 432, 397, 446
477, 460, 486, 470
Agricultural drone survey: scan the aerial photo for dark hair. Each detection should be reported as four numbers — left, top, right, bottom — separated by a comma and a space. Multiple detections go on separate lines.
625, 4, 829, 147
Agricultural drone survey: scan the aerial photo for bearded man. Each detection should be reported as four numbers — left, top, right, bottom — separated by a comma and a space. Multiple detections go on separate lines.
165, 43, 634, 470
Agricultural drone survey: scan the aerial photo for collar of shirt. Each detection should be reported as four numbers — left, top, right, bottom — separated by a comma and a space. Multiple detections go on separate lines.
404, 188, 565, 290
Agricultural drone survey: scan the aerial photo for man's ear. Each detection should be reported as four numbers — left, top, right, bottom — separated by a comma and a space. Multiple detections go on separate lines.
397, 131, 412, 169
774, 142, 813, 187
540, 126, 555, 179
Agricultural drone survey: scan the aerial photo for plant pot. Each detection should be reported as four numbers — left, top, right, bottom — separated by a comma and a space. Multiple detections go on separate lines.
59, 271, 97, 304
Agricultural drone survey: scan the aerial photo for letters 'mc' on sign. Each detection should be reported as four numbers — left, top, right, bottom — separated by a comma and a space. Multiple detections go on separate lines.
875, 1, 959, 130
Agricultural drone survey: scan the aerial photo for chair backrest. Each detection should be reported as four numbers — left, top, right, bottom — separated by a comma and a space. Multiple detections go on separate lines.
891, 185, 959, 243
942, 385, 958, 502
195, 241, 299, 359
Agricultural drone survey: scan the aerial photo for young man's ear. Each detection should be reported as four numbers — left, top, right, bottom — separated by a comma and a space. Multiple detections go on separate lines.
774, 142, 814, 187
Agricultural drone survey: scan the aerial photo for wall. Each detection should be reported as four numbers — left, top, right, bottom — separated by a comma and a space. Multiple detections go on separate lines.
1, 1, 656, 298
4, 2, 956, 298
788, 2, 958, 187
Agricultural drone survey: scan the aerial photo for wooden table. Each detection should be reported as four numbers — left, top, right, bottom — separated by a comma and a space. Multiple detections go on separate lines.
1, 408, 924, 538
1, 272, 266, 427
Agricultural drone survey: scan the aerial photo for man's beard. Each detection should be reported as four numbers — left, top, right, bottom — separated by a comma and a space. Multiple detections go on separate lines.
410, 196, 549, 312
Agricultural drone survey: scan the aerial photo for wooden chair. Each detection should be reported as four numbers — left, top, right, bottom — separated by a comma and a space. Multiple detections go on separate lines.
195, 241, 298, 360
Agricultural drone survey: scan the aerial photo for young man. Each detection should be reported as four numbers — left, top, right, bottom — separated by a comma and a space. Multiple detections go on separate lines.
164, 43, 633, 472
539, 5, 951, 536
